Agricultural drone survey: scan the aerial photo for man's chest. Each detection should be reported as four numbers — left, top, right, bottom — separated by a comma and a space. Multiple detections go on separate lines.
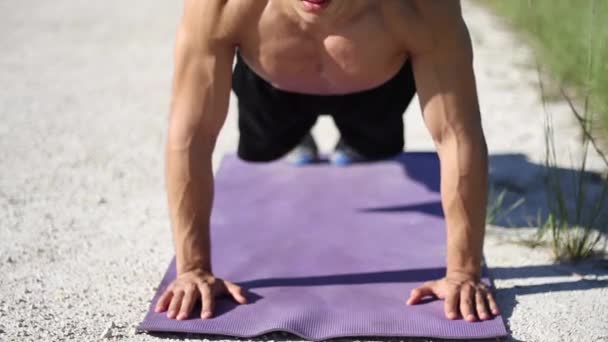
237, 9, 409, 95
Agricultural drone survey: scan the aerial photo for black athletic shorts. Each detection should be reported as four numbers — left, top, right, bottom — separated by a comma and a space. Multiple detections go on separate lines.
232, 53, 416, 162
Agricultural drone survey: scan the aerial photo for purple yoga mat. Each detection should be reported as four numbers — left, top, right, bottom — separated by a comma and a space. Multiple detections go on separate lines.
139, 153, 508, 340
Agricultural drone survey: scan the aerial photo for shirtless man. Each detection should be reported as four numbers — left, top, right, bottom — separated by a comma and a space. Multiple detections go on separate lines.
156, 0, 499, 323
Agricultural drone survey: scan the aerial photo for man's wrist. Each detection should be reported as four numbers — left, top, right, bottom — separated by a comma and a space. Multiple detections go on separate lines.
445, 266, 481, 282
174, 227, 212, 274
446, 250, 482, 281
445, 232, 484, 281
176, 253, 212, 275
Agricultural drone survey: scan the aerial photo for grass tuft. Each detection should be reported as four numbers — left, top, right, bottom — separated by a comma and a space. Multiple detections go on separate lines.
533, 0, 608, 261
486, 187, 525, 226
484, 0, 608, 134
485, 0, 608, 261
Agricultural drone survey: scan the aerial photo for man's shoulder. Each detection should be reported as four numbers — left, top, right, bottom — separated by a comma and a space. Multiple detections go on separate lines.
383, 0, 468, 56
180, 0, 266, 44
217, 0, 267, 42
413, 0, 465, 32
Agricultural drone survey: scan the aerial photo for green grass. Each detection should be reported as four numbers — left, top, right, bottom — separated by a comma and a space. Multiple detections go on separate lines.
483, 0, 608, 260
486, 187, 524, 226
540, 101, 608, 261
483, 0, 608, 133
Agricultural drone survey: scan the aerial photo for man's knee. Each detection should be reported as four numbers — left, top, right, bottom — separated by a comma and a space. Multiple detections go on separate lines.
237, 132, 304, 162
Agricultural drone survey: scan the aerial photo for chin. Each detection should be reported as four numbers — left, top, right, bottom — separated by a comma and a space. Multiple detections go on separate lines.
299, 0, 332, 13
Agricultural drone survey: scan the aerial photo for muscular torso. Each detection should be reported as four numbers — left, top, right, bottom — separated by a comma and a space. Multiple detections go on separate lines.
222, 0, 430, 95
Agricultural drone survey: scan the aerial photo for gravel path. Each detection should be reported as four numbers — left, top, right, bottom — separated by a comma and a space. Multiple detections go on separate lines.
1, 1, 606, 341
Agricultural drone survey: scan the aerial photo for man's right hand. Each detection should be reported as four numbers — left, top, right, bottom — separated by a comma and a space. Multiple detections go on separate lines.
154, 269, 248, 320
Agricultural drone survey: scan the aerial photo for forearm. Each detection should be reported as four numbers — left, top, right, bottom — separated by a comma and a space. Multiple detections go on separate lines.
165, 67, 228, 275
165, 128, 215, 274
437, 130, 488, 279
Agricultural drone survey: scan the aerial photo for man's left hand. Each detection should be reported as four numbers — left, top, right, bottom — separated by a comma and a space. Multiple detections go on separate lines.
406, 274, 500, 321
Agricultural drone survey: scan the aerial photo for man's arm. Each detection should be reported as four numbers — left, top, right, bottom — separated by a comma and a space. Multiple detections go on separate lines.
156, 0, 247, 321
404, 2, 500, 321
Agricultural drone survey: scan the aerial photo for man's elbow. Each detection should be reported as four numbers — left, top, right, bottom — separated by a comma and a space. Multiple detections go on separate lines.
166, 115, 217, 156
433, 123, 487, 160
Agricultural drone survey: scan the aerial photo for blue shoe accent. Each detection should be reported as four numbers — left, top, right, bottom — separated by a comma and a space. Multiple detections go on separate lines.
330, 151, 353, 167
286, 133, 319, 166
290, 153, 316, 166
330, 137, 367, 167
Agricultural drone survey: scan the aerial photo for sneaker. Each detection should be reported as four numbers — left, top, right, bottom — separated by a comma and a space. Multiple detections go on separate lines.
330, 138, 367, 166
286, 133, 319, 166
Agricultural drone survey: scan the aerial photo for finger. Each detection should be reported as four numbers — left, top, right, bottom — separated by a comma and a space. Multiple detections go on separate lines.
406, 284, 436, 305
224, 281, 248, 304
486, 291, 501, 316
444, 289, 459, 320
198, 283, 215, 319
167, 290, 184, 319
155, 289, 174, 313
460, 285, 477, 322
475, 289, 491, 320
177, 286, 197, 320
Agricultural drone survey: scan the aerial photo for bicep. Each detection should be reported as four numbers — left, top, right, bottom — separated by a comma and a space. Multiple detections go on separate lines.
411, 19, 482, 146
169, 2, 235, 148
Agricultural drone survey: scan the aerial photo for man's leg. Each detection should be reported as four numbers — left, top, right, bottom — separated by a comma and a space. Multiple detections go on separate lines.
232, 53, 317, 162
331, 60, 417, 165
